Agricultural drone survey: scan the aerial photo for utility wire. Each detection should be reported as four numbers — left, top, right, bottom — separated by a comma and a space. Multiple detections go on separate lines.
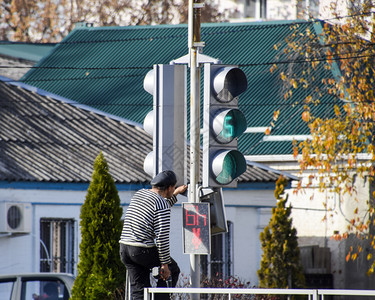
2, 40, 375, 73
0, 65, 152, 70
1, 50, 375, 84
0, 96, 338, 108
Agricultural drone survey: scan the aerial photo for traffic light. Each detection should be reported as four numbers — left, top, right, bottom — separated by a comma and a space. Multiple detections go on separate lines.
202, 63, 248, 188
143, 64, 187, 186
199, 187, 227, 235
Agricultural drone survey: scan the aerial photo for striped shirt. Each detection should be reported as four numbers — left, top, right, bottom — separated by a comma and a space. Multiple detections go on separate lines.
119, 189, 177, 264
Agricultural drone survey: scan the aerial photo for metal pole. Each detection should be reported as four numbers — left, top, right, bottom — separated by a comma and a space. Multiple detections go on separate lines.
188, 0, 201, 297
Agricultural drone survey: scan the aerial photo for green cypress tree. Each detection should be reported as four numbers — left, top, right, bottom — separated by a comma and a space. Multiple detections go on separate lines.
71, 152, 126, 299
257, 175, 305, 289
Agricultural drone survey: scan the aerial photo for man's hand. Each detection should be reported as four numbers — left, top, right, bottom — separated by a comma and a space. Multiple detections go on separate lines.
174, 185, 188, 196
160, 263, 170, 280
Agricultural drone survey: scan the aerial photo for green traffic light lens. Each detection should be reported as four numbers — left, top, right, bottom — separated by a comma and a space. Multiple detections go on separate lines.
216, 109, 247, 143
214, 151, 246, 185
222, 112, 234, 139
216, 153, 236, 184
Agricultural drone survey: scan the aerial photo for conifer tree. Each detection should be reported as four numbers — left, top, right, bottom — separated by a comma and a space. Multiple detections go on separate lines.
71, 152, 126, 299
257, 175, 305, 289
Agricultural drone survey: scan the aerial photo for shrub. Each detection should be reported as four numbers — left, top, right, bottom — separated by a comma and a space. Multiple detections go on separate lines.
71, 152, 126, 299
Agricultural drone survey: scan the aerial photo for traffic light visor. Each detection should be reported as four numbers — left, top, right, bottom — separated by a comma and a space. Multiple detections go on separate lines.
143, 110, 154, 136
212, 150, 246, 185
213, 67, 248, 103
143, 69, 154, 95
143, 151, 154, 176
213, 109, 247, 143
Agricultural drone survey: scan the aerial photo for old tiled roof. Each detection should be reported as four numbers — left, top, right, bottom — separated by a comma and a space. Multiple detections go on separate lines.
0, 55, 33, 80
0, 42, 56, 80
21, 20, 338, 156
0, 78, 288, 184
0, 79, 151, 183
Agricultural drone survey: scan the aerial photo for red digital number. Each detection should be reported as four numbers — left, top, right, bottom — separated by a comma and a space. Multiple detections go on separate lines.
185, 207, 196, 225
185, 204, 207, 226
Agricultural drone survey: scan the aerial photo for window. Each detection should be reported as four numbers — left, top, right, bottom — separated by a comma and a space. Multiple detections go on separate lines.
0, 275, 73, 300
201, 221, 233, 280
40, 219, 75, 274
22, 279, 70, 300
245, 0, 267, 19
0, 279, 14, 300
260, 0, 267, 19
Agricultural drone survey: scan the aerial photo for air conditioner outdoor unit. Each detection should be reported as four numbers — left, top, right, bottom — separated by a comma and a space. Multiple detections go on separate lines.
0, 202, 32, 233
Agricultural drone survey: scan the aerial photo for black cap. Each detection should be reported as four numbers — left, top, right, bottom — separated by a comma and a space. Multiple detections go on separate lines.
151, 170, 177, 188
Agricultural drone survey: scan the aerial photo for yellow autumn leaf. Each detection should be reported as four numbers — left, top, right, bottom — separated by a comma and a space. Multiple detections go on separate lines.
327, 49, 333, 65
334, 105, 341, 116
273, 110, 280, 121
293, 147, 299, 158
291, 79, 298, 89
302, 111, 310, 122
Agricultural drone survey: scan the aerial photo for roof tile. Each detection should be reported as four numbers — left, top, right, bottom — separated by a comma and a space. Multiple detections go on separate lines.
0, 80, 286, 183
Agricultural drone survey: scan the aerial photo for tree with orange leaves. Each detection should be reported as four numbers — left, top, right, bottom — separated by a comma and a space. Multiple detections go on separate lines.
271, 1, 375, 275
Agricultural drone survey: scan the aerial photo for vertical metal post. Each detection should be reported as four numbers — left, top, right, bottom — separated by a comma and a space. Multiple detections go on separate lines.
143, 288, 150, 300
188, 0, 201, 297
125, 269, 130, 300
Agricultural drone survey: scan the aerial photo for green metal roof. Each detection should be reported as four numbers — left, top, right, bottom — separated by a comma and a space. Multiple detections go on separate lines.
0, 42, 56, 62
21, 20, 338, 156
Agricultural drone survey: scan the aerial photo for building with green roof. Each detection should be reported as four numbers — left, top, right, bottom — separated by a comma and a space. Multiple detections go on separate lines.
21, 20, 337, 157
20, 20, 375, 289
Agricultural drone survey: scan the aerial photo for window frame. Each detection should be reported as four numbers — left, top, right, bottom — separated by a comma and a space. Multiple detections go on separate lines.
40, 218, 75, 274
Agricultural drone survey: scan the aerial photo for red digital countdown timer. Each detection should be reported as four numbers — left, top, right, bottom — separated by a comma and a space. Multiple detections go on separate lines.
182, 203, 211, 255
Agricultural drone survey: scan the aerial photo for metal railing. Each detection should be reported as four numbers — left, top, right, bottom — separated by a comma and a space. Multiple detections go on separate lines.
144, 287, 318, 300
144, 287, 375, 300
319, 289, 375, 299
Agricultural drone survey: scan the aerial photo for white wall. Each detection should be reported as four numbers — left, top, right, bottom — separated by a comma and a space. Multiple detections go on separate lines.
250, 155, 373, 289
267, 0, 298, 20
287, 175, 370, 239
319, 0, 348, 22
220, 0, 300, 20
0, 185, 276, 287
287, 175, 371, 289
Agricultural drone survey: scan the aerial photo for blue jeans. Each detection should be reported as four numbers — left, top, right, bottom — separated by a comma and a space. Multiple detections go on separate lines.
120, 243, 180, 300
